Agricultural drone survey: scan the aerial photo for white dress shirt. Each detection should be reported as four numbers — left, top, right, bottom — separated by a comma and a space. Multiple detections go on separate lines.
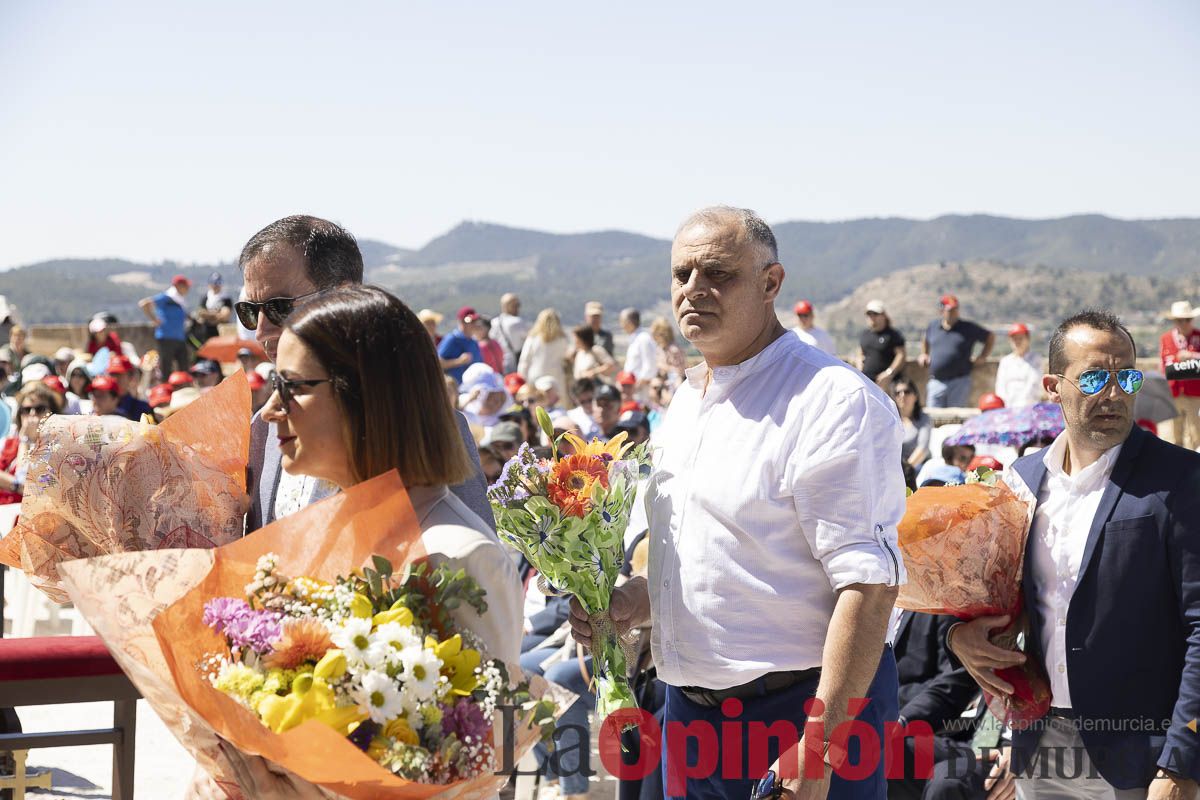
646, 332, 907, 690
994, 351, 1045, 408
624, 328, 661, 382
792, 325, 838, 357
1022, 433, 1121, 708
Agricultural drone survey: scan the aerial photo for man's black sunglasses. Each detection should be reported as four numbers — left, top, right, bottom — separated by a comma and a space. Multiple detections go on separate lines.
234, 291, 320, 330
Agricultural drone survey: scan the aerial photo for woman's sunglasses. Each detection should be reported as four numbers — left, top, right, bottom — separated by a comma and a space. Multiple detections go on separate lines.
234, 291, 320, 330
271, 370, 331, 408
20, 404, 50, 416
1055, 368, 1144, 396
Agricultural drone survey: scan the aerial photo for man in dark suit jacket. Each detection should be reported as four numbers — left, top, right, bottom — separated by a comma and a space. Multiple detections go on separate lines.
950, 310, 1200, 799
890, 611, 983, 800
236, 215, 492, 534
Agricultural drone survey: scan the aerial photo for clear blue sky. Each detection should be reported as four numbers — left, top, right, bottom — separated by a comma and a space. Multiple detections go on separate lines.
1, 0, 1197, 269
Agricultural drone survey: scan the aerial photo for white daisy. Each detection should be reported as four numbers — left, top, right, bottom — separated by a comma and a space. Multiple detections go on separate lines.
399, 644, 443, 701
374, 622, 422, 664
353, 670, 405, 724
330, 618, 386, 668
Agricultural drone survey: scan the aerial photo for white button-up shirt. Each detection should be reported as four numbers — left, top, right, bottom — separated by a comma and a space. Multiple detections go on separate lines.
646, 332, 907, 690
1024, 433, 1121, 708
624, 328, 661, 382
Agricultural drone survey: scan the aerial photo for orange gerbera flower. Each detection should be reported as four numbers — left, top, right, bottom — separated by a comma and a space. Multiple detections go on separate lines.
547, 454, 610, 518
263, 618, 335, 669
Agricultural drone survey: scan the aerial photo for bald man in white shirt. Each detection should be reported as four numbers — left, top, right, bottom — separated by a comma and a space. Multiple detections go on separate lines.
572, 207, 906, 800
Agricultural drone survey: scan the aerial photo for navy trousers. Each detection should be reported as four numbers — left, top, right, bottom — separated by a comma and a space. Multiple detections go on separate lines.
662, 647, 898, 800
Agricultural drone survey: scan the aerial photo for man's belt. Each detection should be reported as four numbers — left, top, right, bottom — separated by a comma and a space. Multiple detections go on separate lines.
679, 668, 820, 708
1167, 360, 1200, 381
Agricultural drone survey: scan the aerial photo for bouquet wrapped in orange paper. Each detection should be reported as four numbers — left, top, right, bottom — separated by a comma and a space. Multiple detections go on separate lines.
58, 470, 565, 799
0, 372, 250, 602
896, 476, 1051, 728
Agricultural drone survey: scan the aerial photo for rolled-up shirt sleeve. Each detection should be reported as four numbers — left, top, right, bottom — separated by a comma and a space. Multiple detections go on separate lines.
789, 385, 908, 591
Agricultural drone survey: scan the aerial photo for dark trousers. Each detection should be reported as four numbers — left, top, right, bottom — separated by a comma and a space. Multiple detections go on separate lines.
158, 337, 189, 376
662, 647, 899, 800
888, 738, 988, 800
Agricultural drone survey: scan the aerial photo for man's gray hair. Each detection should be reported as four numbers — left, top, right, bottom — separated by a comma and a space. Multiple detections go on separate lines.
620, 307, 640, 327
675, 206, 778, 264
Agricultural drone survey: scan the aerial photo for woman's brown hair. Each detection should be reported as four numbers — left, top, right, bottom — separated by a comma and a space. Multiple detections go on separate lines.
285, 285, 474, 487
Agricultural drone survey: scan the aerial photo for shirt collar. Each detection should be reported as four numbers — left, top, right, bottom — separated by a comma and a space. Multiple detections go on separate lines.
1042, 432, 1122, 489
684, 330, 793, 390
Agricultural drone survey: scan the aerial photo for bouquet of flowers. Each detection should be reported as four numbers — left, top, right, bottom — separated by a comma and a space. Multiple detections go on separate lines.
201, 551, 553, 783
0, 371, 250, 602
896, 469, 1051, 728
488, 408, 651, 719
58, 471, 566, 799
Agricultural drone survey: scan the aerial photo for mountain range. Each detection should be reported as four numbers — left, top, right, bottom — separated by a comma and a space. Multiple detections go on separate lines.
4, 215, 1198, 337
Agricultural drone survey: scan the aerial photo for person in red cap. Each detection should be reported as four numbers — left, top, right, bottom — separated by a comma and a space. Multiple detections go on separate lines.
503, 372, 526, 398
437, 306, 483, 383
918, 294, 994, 408
138, 274, 193, 376
106, 355, 153, 421
994, 322, 1045, 407
88, 375, 122, 417
167, 370, 194, 389
615, 369, 638, 407
41, 374, 81, 415
790, 299, 836, 356
246, 370, 271, 414
147, 383, 174, 410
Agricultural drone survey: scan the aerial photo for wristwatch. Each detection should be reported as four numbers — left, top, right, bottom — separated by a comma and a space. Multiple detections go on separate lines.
750, 769, 783, 800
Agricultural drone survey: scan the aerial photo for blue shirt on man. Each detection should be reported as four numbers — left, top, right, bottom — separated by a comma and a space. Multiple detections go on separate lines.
116, 393, 153, 422
152, 292, 188, 342
925, 319, 990, 380
437, 329, 481, 383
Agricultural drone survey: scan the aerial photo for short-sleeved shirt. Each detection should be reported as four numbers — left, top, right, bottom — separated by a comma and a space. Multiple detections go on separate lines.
925, 319, 990, 380
437, 329, 482, 383
860, 326, 906, 379
152, 292, 188, 342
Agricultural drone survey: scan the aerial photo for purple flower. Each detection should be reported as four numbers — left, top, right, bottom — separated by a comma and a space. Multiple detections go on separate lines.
441, 698, 490, 743
202, 597, 251, 634
202, 597, 281, 654
226, 610, 283, 654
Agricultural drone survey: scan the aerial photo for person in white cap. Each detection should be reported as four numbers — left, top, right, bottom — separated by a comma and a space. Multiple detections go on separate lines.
584, 300, 614, 355
859, 299, 906, 389
1160, 300, 1200, 449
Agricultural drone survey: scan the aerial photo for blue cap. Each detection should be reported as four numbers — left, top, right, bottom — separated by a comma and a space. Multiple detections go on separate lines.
614, 410, 649, 432
917, 463, 966, 488
208, 272, 223, 286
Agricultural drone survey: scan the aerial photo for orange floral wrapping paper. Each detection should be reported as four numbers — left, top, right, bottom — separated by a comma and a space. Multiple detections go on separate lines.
896, 481, 1052, 728
0, 372, 250, 602
59, 471, 569, 799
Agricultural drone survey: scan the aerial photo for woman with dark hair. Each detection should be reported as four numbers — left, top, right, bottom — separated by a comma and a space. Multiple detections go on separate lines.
571, 324, 615, 381
892, 375, 932, 469
213, 285, 523, 798
258, 285, 520, 656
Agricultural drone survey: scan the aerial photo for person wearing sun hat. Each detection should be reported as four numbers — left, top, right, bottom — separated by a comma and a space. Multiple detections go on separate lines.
138, 273, 194, 376
790, 299, 836, 356
1160, 300, 1200, 449
994, 322, 1045, 408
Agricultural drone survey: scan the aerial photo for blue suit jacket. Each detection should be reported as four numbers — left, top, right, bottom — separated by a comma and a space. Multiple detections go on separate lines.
1011, 425, 1200, 788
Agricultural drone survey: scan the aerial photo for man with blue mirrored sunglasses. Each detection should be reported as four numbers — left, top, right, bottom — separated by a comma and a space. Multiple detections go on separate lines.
948, 309, 1200, 800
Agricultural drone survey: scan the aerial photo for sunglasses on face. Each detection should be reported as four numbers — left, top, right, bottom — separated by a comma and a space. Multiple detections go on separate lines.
894, 389, 912, 396
1056, 368, 1144, 396
234, 291, 320, 330
271, 370, 332, 408
21, 404, 50, 416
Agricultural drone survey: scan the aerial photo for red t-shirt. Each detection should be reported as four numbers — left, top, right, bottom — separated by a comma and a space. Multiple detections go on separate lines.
1160, 327, 1200, 397
480, 339, 505, 375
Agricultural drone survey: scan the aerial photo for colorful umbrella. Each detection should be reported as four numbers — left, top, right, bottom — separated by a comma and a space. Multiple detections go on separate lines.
196, 336, 266, 364
944, 402, 1065, 448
